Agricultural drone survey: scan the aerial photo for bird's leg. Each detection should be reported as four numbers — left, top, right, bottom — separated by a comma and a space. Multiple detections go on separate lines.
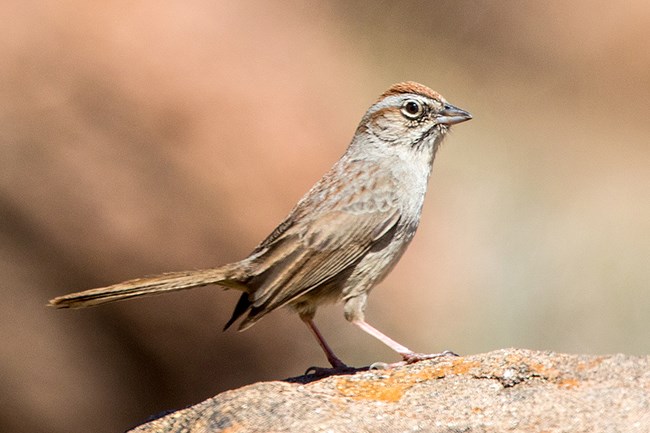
352, 319, 412, 354
351, 319, 458, 367
301, 316, 350, 371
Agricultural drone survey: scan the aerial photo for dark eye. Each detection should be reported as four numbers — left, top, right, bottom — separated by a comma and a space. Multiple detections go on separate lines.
401, 100, 424, 119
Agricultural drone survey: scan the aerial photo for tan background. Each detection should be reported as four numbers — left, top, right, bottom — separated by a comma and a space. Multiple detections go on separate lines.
1, 1, 649, 432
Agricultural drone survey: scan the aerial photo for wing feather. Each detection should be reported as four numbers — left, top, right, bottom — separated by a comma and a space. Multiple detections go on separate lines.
236, 159, 402, 326
250, 207, 400, 312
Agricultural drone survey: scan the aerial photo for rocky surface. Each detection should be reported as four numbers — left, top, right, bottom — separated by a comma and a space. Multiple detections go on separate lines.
130, 348, 650, 433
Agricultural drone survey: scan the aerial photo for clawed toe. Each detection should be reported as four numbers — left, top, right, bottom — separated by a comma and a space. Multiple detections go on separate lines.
367, 350, 459, 370
305, 350, 459, 375
401, 350, 459, 364
369, 361, 390, 370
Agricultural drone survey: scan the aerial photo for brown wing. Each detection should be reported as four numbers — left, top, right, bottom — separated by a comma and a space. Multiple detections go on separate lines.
236, 160, 401, 326
250, 207, 400, 309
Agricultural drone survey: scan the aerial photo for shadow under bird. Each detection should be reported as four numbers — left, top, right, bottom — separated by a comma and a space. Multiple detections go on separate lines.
49, 81, 472, 371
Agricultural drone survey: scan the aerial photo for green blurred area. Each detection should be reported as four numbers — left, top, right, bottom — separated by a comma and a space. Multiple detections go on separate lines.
1, 1, 648, 432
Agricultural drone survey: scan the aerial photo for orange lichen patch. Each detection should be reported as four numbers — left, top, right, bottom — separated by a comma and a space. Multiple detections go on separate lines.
527, 361, 561, 381
504, 352, 525, 364
557, 378, 580, 389
335, 358, 479, 402
577, 357, 605, 371
335, 377, 409, 402
425, 358, 481, 378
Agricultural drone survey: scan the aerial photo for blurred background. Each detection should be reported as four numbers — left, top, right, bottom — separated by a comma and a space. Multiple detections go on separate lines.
1, 1, 649, 432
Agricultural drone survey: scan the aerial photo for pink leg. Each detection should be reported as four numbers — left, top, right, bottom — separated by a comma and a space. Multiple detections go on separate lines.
352, 319, 457, 365
352, 319, 412, 355
302, 317, 348, 369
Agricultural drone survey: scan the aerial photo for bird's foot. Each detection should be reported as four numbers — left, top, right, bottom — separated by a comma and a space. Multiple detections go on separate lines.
402, 349, 459, 364
369, 350, 459, 370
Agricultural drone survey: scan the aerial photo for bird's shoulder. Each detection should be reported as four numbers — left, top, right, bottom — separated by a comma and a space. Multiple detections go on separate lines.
255, 159, 400, 252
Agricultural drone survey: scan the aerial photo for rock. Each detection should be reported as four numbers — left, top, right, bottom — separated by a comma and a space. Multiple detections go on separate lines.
129, 348, 650, 433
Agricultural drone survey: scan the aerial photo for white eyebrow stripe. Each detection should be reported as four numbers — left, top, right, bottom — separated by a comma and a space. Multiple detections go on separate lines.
366, 94, 430, 117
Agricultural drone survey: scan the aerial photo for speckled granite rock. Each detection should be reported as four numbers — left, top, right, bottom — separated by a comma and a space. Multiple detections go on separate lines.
129, 348, 650, 433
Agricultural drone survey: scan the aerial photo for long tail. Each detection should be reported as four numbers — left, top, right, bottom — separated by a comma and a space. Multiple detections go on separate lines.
49, 266, 246, 309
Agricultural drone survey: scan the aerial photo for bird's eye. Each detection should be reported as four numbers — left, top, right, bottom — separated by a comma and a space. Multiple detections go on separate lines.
401, 100, 424, 119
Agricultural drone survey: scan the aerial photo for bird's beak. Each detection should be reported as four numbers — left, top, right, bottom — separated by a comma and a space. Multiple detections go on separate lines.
436, 103, 472, 126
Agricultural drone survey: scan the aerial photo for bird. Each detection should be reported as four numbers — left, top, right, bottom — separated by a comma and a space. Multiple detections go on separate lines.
49, 81, 472, 370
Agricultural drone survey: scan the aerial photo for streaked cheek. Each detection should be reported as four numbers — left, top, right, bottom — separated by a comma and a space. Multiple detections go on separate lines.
368, 110, 406, 142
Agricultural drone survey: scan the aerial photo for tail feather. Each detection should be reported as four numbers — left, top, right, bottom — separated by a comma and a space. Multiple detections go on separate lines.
48, 267, 245, 309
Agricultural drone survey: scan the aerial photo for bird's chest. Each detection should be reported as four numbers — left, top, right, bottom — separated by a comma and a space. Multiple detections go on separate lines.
391, 156, 432, 226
